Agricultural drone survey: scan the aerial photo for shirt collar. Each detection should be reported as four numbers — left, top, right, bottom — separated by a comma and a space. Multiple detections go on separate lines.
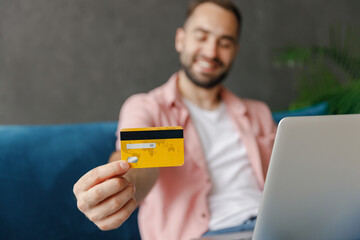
163, 72, 248, 116
163, 72, 183, 108
220, 87, 247, 116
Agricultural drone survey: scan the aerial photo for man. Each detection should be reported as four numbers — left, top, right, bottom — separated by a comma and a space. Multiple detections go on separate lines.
73, 0, 276, 239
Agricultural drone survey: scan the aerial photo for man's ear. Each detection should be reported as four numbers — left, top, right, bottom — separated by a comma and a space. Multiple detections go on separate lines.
175, 27, 185, 53
235, 43, 240, 57
236, 43, 240, 52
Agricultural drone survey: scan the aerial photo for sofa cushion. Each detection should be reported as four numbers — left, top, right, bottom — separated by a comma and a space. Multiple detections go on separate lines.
0, 122, 140, 240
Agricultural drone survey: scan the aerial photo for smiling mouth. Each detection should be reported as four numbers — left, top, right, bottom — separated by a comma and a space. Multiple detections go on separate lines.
195, 57, 223, 72
198, 60, 213, 68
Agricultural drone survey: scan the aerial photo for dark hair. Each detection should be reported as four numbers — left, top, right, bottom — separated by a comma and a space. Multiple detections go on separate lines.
185, 0, 242, 38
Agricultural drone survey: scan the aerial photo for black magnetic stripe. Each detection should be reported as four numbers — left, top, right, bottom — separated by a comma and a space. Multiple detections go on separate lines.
121, 129, 183, 141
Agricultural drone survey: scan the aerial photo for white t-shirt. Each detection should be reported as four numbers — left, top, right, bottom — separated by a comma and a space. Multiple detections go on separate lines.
183, 98, 263, 230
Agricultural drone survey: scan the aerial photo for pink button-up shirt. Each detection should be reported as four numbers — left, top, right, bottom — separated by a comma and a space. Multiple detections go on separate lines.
116, 73, 277, 240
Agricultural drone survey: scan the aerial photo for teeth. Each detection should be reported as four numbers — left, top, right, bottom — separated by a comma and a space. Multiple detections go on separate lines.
198, 60, 212, 68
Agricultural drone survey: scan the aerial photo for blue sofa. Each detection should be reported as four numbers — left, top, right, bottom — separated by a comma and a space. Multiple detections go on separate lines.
0, 122, 141, 240
0, 103, 328, 239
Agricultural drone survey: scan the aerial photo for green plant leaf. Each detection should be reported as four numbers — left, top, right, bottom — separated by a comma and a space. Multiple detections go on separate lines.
276, 25, 360, 114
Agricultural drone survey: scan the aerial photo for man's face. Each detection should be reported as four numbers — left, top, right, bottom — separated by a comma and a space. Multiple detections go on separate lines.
176, 2, 239, 89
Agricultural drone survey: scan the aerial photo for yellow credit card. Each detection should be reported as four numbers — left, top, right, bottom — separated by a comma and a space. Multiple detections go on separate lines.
120, 126, 184, 168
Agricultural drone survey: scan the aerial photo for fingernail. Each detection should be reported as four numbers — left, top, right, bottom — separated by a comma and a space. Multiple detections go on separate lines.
120, 161, 129, 171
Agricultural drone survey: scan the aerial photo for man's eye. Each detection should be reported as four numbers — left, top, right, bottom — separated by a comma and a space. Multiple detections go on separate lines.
194, 32, 206, 41
219, 40, 233, 48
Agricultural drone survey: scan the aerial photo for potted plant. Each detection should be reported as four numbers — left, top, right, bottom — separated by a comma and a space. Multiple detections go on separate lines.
275, 25, 360, 115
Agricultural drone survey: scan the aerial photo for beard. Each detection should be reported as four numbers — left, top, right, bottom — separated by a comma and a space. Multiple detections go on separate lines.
180, 55, 232, 89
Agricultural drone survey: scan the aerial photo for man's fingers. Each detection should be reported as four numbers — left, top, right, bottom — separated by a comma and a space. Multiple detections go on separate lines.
79, 177, 130, 210
73, 160, 129, 194
86, 184, 136, 223
73, 159, 136, 231
95, 197, 138, 231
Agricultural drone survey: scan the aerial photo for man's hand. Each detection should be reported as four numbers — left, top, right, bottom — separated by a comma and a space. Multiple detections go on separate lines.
73, 161, 137, 231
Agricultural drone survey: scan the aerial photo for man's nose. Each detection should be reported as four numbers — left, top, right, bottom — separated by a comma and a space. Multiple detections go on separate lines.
201, 39, 218, 59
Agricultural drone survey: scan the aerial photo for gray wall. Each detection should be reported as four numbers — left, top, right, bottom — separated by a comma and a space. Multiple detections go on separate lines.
1, 0, 359, 124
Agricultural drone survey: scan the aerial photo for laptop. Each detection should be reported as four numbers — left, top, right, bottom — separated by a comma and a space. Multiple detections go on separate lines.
197, 114, 360, 240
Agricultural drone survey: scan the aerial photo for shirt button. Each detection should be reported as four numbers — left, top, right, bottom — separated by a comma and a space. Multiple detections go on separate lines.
201, 213, 206, 218
206, 179, 211, 183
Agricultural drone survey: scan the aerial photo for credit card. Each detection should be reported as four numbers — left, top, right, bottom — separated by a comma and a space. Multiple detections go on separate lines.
120, 126, 184, 168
